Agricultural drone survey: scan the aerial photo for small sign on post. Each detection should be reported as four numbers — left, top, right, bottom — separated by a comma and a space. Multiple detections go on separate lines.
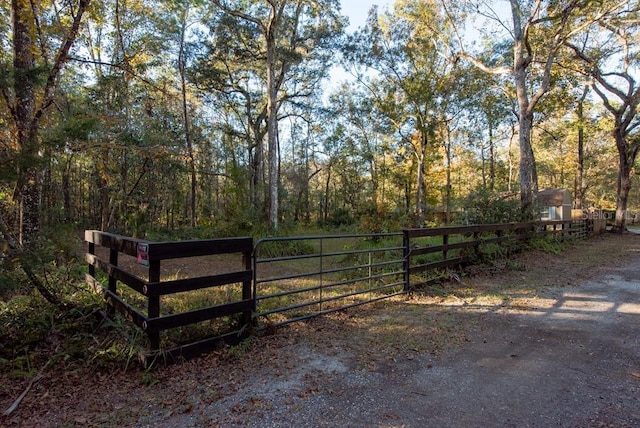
137, 243, 149, 266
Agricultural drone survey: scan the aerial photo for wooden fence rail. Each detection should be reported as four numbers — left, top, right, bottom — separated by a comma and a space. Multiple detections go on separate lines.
403, 220, 578, 290
85, 230, 253, 364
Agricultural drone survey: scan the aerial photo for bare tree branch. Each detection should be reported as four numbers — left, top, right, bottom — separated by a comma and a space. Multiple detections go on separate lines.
211, 0, 266, 31
455, 52, 510, 75
33, 0, 91, 128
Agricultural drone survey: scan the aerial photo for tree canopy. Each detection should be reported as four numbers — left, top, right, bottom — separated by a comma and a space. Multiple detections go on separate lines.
1, 0, 638, 293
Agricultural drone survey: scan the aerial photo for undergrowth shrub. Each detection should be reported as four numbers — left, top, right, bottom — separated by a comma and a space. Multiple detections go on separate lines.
0, 286, 149, 374
464, 187, 523, 224
357, 204, 409, 234
256, 238, 315, 258
527, 235, 566, 254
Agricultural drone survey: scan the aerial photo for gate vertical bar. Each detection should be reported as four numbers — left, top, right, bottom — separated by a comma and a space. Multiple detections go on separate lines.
253, 241, 258, 315
368, 250, 373, 302
319, 238, 323, 313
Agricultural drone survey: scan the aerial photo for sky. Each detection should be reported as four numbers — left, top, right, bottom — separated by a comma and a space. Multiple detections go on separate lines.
326, 1, 394, 88
331, 1, 512, 88
340, 0, 393, 31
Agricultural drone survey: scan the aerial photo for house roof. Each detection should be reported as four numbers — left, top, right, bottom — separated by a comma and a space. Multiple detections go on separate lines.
538, 188, 572, 206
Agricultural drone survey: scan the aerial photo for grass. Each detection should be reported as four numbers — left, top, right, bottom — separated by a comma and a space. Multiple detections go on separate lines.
253, 234, 405, 316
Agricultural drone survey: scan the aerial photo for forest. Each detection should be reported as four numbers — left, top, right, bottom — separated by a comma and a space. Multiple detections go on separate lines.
3, 2, 640, 421
1, 0, 640, 298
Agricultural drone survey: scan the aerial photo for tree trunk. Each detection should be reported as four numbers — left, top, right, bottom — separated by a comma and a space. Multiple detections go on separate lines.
575, 128, 584, 209
178, 10, 197, 228
405, 180, 411, 218
249, 121, 265, 217
612, 127, 638, 233
415, 151, 424, 224
517, 111, 539, 219
323, 165, 332, 222
481, 143, 487, 188
613, 148, 631, 233
10, 0, 89, 243
511, 0, 539, 220
63, 155, 73, 221
507, 124, 515, 193
488, 117, 496, 191
445, 122, 453, 224
266, 9, 279, 231
6, 0, 89, 304
574, 87, 588, 210
98, 150, 110, 231
12, 0, 39, 245
513, 51, 538, 217
414, 131, 427, 225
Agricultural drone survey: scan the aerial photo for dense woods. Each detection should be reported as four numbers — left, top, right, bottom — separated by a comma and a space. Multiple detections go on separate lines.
3, 4, 640, 421
1, 0, 640, 297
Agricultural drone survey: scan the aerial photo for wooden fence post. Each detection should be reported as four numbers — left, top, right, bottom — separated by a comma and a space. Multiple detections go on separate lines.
108, 248, 118, 316
88, 241, 95, 278
443, 234, 449, 260
148, 259, 161, 353
403, 230, 410, 292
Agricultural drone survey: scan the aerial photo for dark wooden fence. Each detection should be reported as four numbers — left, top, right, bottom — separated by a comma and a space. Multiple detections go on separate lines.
85, 231, 253, 364
402, 220, 578, 290
85, 219, 590, 363
404, 222, 533, 290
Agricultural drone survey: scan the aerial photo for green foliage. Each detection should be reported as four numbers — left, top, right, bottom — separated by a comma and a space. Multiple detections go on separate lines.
464, 188, 523, 224
0, 268, 25, 297
256, 238, 315, 259
527, 235, 566, 254
227, 336, 254, 358
0, 285, 151, 374
146, 213, 260, 241
326, 207, 355, 227
356, 204, 409, 234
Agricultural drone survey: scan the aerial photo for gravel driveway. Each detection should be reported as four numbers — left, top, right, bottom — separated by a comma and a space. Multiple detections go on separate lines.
175, 242, 640, 427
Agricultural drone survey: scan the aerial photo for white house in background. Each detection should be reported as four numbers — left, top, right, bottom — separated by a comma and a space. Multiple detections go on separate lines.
539, 188, 572, 221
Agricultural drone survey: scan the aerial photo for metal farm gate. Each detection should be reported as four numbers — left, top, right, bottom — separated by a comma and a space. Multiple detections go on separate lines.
252, 233, 407, 327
